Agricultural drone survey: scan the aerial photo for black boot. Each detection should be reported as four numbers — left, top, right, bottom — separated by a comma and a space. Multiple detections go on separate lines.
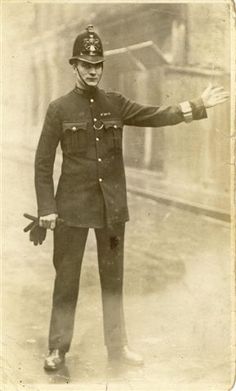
44, 349, 65, 371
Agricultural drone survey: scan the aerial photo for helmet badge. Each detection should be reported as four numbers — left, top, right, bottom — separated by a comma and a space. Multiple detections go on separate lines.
83, 36, 101, 56
81, 24, 102, 56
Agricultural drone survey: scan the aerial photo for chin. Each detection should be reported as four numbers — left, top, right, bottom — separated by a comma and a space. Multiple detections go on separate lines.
86, 80, 99, 87
88, 83, 98, 87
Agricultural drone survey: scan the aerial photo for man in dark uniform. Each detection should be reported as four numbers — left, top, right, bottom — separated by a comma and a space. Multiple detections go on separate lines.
34, 25, 229, 371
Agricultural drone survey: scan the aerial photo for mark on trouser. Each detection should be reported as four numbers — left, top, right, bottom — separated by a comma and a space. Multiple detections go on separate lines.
110, 236, 120, 249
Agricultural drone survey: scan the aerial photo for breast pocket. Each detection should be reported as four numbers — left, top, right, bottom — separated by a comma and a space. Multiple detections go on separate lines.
103, 119, 123, 154
62, 121, 88, 155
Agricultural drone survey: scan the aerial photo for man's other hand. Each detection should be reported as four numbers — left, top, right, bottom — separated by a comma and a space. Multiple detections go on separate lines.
201, 83, 229, 108
39, 214, 58, 230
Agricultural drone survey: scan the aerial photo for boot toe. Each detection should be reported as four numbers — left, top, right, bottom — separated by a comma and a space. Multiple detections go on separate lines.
44, 349, 65, 371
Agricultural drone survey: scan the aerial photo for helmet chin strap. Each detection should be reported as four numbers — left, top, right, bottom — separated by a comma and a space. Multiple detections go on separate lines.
75, 66, 94, 90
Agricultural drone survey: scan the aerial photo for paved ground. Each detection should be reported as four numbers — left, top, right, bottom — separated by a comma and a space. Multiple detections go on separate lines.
2, 148, 235, 391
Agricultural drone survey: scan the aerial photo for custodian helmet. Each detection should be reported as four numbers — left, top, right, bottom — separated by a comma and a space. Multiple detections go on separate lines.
69, 25, 104, 65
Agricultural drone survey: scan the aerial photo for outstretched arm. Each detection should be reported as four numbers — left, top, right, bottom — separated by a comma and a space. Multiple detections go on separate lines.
111, 84, 229, 127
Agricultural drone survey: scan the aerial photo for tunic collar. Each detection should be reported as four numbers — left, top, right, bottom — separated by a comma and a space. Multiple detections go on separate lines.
73, 85, 99, 98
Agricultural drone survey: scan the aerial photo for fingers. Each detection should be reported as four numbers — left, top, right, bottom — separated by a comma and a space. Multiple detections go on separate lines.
23, 221, 35, 232
39, 219, 51, 229
213, 93, 229, 101
213, 86, 225, 91
219, 92, 229, 98
209, 88, 229, 98
30, 229, 39, 245
39, 218, 48, 229
208, 83, 224, 90
23, 213, 38, 222
209, 94, 229, 108
206, 84, 227, 93
39, 217, 57, 230
29, 225, 47, 245
206, 83, 223, 93
211, 88, 226, 96
207, 86, 230, 107
50, 220, 56, 230
212, 88, 228, 95
214, 92, 229, 100
215, 96, 229, 105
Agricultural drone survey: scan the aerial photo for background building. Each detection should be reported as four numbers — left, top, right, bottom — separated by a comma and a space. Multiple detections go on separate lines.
3, 3, 231, 217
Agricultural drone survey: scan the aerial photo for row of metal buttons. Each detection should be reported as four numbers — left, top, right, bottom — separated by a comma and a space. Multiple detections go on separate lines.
90, 98, 104, 183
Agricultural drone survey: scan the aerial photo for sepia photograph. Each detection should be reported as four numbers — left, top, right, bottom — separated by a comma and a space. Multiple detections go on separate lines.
1, 1, 235, 390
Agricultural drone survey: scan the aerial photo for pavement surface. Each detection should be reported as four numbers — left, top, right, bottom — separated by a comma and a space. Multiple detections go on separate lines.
1, 148, 235, 391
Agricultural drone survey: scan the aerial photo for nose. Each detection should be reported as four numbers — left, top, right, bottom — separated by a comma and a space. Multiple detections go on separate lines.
89, 66, 96, 75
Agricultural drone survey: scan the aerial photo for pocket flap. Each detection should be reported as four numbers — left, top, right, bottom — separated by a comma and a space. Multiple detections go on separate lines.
103, 119, 123, 130
62, 121, 87, 132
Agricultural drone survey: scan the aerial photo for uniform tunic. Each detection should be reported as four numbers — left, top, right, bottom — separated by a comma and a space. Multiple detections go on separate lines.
35, 87, 207, 227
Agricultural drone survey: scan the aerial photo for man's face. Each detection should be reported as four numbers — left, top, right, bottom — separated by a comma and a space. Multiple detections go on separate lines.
75, 60, 103, 89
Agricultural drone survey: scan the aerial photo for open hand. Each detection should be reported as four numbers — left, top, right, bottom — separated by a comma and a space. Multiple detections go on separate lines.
201, 83, 229, 108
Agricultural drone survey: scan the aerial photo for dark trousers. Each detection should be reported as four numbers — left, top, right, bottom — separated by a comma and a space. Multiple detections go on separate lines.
48, 223, 128, 353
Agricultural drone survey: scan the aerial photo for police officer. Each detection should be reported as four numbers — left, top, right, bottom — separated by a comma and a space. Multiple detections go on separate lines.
34, 25, 229, 371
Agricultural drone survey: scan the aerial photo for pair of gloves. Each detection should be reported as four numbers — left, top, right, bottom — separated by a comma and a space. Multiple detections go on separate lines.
24, 213, 120, 250
23, 213, 63, 246
23, 213, 47, 245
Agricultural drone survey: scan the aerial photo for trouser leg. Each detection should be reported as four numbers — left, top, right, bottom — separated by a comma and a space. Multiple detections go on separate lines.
48, 224, 89, 353
95, 224, 128, 349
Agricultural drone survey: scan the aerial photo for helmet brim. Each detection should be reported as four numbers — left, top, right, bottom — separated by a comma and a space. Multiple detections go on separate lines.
69, 54, 105, 65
